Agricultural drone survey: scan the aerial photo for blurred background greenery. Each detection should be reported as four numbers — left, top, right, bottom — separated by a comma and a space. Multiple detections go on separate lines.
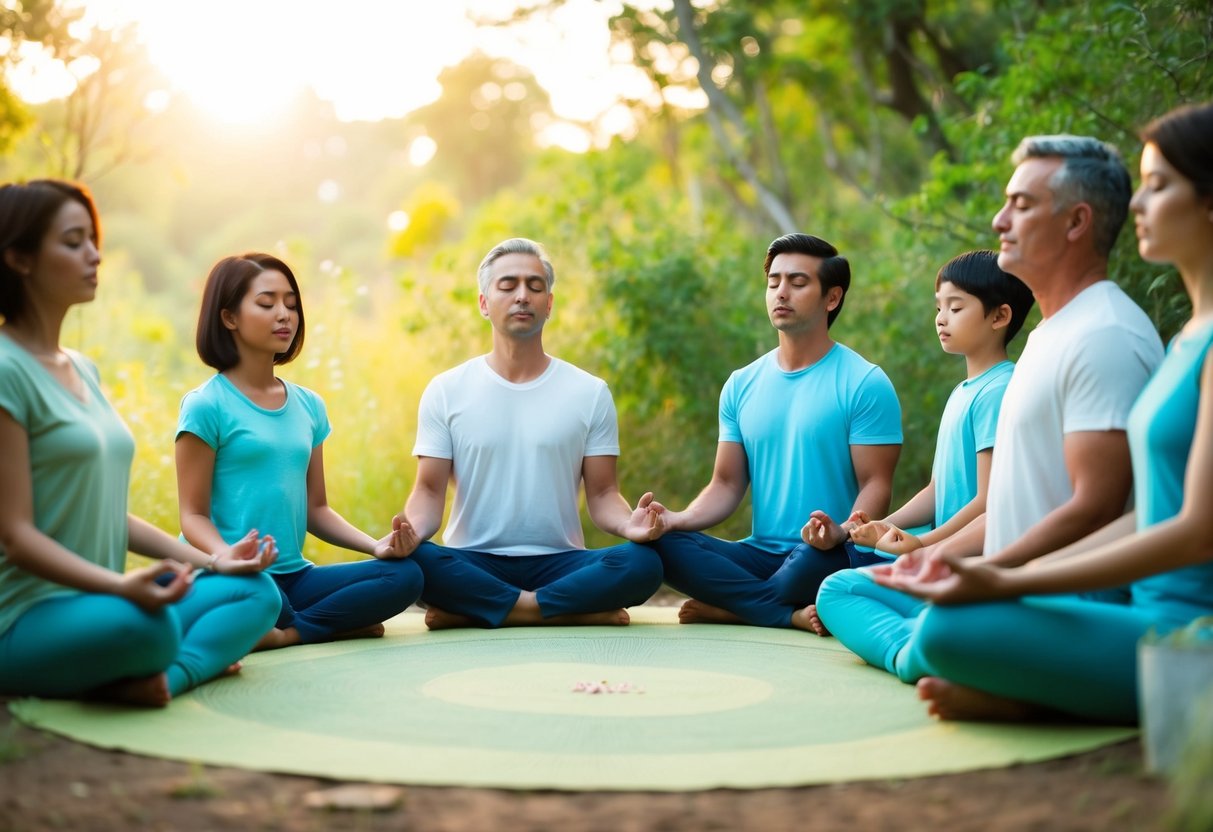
0, 0, 1208, 561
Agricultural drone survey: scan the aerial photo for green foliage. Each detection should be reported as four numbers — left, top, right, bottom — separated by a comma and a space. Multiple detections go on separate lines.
2, 0, 1209, 561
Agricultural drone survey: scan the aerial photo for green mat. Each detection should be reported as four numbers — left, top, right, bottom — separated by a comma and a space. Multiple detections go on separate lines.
9, 607, 1135, 790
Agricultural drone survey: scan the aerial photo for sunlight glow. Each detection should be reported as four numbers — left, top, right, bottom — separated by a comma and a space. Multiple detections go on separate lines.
9, 0, 699, 148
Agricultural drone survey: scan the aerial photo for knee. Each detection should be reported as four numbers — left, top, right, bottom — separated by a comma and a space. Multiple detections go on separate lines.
105, 605, 180, 669
383, 556, 425, 598
221, 572, 283, 629
602, 544, 663, 593
912, 606, 978, 675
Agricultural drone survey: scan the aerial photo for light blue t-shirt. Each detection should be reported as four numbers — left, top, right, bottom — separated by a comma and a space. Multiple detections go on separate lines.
720, 344, 902, 553
931, 360, 1013, 528
0, 337, 134, 637
1128, 320, 1213, 625
177, 374, 330, 575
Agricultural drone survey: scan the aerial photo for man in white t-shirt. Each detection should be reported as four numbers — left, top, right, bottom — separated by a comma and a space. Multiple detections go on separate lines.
397, 238, 665, 629
815, 135, 1164, 692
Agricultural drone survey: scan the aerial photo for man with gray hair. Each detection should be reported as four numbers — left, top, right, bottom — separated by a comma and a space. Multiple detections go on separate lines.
816, 135, 1164, 686
397, 238, 665, 629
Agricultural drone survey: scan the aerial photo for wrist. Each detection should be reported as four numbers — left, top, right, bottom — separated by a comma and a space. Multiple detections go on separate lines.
203, 552, 219, 571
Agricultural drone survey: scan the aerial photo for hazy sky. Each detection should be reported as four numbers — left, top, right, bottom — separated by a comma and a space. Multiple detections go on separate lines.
6, 0, 666, 143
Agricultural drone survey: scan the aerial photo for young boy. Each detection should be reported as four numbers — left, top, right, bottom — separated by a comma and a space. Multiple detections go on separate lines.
803, 250, 1033, 633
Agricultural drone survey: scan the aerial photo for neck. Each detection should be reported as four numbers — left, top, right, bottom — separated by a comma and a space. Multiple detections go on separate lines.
1031, 260, 1107, 319
964, 344, 1009, 379
2, 304, 67, 355
223, 350, 279, 390
1176, 255, 1213, 327
776, 329, 834, 371
487, 333, 549, 382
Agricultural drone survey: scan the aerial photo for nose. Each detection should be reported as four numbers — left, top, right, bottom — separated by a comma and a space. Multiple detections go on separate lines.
86, 240, 101, 265
1129, 186, 1144, 215
936, 308, 947, 327
992, 204, 1010, 233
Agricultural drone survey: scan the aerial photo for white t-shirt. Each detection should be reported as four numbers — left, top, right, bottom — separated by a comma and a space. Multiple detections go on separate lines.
984, 281, 1163, 555
413, 356, 619, 555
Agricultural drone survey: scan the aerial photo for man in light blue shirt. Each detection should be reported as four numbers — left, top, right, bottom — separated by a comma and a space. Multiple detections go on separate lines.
650, 233, 902, 630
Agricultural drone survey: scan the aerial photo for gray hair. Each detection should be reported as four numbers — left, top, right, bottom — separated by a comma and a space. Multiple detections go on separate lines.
1011, 135, 1132, 257
476, 237, 556, 294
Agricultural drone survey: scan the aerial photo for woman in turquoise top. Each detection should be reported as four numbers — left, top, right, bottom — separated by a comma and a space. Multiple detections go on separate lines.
874, 102, 1213, 722
176, 253, 423, 650
0, 180, 280, 707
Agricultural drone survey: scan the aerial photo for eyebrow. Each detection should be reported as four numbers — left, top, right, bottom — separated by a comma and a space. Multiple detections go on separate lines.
767, 270, 812, 279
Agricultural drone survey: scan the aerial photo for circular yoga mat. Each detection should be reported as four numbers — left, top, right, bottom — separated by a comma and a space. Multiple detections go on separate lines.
10, 607, 1134, 790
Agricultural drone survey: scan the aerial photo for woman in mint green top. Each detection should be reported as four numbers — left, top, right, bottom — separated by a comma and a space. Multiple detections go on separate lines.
0, 180, 280, 707
872, 102, 1213, 723
176, 253, 422, 650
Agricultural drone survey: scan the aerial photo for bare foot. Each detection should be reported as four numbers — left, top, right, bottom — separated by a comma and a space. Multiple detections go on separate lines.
253, 627, 302, 652
792, 604, 830, 636
221, 662, 242, 677
425, 607, 478, 630
328, 622, 386, 641
90, 672, 172, 708
540, 609, 630, 627
917, 677, 1045, 722
678, 599, 744, 624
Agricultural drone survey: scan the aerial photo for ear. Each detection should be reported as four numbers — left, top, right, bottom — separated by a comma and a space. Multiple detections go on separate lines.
1065, 202, 1094, 244
544, 292, 554, 319
824, 285, 844, 314
989, 303, 1013, 332
3, 248, 31, 276
220, 308, 239, 331
478, 293, 489, 319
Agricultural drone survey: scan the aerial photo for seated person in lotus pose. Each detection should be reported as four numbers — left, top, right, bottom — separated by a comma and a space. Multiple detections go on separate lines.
816, 133, 1165, 682
176, 253, 424, 650
649, 233, 902, 631
875, 102, 1213, 724
0, 180, 280, 707
400, 238, 665, 629
802, 250, 1033, 633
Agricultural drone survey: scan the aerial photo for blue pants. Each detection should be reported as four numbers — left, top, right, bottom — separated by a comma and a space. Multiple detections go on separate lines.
0, 572, 280, 698
273, 558, 424, 643
817, 568, 1170, 722
650, 532, 848, 628
410, 541, 664, 628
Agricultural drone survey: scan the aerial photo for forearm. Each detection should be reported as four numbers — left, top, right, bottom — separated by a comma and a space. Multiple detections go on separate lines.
986, 497, 1127, 568
669, 481, 745, 532
850, 477, 893, 524
1, 521, 126, 594
307, 506, 376, 554
404, 489, 446, 541
931, 513, 987, 558
919, 496, 984, 547
1027, 512, 1137, 568
1003, 513, 1207, 595
883, 483, 935, 531
128, 514, 213, 569
585, 491, 635, 538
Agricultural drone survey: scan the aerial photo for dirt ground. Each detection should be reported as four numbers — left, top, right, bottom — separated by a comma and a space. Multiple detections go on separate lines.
0, 705, 1175, 832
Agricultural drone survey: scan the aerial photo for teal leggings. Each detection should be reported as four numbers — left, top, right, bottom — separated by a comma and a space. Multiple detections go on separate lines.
0, 572, 280, 698
817, 569, 1177, 723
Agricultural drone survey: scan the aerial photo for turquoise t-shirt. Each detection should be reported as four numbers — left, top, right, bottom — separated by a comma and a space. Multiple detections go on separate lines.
720, 344, 902, 553
176, 375, 330, 575
931, 360, 1013, 528
1129, 320, 1213, 625
0, 335, 134, 638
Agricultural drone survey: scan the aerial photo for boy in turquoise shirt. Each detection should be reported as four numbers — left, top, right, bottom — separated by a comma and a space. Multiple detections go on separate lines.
805, 250, 1033, 633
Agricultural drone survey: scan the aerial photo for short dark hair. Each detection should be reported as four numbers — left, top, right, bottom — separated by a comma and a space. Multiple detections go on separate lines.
1141, 102, 1213, 200
196, 252, 305, 371
764, 232, 851, 327
935, 250, 1035, 345
0, 179, 101, 322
